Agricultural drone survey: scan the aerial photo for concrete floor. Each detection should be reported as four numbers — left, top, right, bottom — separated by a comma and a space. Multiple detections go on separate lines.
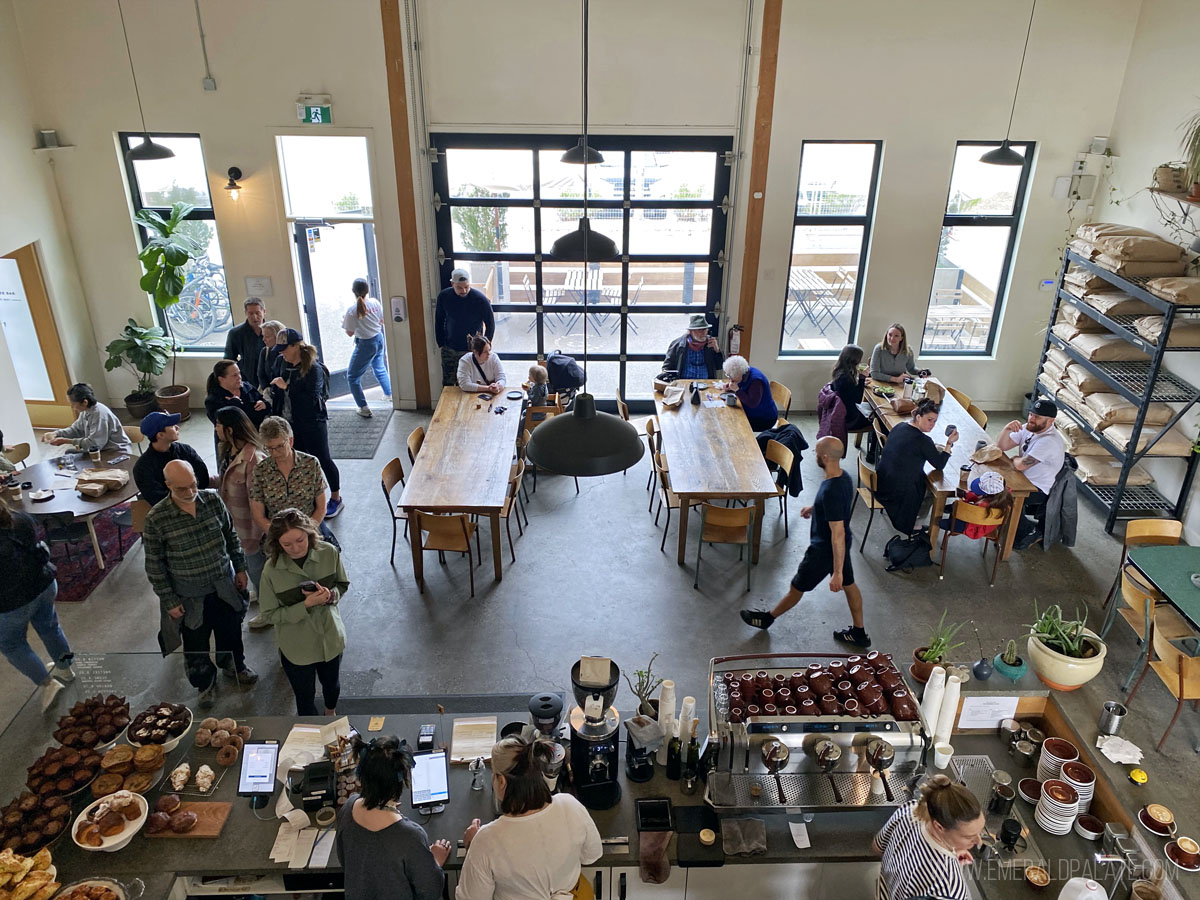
6, 400, 1199, 792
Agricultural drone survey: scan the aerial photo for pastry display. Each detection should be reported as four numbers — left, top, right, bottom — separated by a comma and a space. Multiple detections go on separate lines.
127, 703, 191, 746
168, 764, 190, 792
194, 765, 215, 793
26, 746, 102, 796
168, 811, 198, 833
121, 772, 154, 795
0, 847, 59, 900
53, 695, 129, 749
90, 775, 124, 799
99, 746, 134, 776
132, 744, 164, 772
215, 744, 239, 767
0, 789, 70, 854
74, 791, 141, 848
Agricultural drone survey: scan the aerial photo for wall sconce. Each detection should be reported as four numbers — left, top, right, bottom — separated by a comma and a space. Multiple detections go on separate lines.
223, 167, 243, 200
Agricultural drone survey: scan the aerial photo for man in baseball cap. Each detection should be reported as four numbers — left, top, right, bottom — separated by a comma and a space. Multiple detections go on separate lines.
133, 411, 210, 506
997, 397, 1064, 550
434, 267, 495, 387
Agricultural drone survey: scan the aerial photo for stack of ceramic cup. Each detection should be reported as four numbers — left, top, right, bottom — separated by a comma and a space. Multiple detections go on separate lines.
1036, 737, 1079, 783
1035, 779, 1080, 835
1060, 761, 1096, 815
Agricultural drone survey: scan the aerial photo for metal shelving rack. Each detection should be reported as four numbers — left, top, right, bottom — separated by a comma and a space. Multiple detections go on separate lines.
1033, 248, 1200, 532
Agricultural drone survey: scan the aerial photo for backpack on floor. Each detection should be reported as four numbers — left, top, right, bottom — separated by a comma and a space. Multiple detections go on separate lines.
884, 532, 933, 573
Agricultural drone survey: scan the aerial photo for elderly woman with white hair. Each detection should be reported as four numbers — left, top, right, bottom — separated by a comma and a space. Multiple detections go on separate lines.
722, 355, 778, 432
456, 736, 601, 900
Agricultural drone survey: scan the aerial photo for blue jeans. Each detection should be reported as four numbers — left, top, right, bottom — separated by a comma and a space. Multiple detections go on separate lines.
347, 334, 392, 408
0, 580, 72, 686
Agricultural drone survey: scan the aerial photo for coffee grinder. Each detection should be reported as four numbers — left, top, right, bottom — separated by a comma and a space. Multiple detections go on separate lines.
568, 660, 621, 810
526, 693, 565, 740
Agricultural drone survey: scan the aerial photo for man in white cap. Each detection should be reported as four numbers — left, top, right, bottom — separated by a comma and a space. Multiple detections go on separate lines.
662, 313, 723, 379
997, 398, 1065, 550
435, 268, 495, 387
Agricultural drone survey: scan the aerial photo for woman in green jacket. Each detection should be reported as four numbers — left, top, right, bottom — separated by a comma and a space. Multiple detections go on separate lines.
259, 508, 348, 715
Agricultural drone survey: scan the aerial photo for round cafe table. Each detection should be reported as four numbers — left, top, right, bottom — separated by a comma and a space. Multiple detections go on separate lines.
8, 450, 139, 569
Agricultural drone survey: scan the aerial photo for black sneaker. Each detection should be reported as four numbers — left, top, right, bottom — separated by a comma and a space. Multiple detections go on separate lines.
1014, 531, 1043, 551
740, 609, 775, 630
833, 626, 872, 648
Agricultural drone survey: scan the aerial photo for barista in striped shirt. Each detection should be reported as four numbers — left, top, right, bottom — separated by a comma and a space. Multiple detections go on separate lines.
873, 774, 984, 900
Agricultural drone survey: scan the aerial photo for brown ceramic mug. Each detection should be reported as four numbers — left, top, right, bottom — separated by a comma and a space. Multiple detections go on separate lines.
809, 672, 833, 695
773, 673, 787, 690
864, 695, 890, 716
783, 705, 798, 716
846, 655, 864, 667
776, 687, 792, 705
755, 671, 770, 688
842, 698, 861, 718
818, 694, 839, 715
799, 698, 818, 715
794, 685, 812, 701
745, 704, 761, 718
877, 669, 902, 689
760, 689, 775, 705
836, 680, 854, 700
763, 704, 777, 716
828, 660, 847, 680
889, 689, 918, 720
857, 682, 882, 705
789, 671, 805, 690
729, 707, 744, 724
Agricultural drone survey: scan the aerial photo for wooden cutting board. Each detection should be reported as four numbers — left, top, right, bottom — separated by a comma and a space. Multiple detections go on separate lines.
144, 801, 231, 838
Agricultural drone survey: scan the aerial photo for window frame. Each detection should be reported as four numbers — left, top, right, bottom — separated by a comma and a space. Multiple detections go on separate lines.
119, 131, 231, 354
921, 139, 1035, 357
778, 139, 883, 358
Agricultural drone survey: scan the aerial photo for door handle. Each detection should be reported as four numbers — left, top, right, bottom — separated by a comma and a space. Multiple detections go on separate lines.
594, 871, 602, 900
618, 871, 626, 900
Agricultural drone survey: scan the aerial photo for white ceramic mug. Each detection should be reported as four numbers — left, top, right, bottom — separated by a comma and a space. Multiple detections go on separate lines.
933, 742, 954, 770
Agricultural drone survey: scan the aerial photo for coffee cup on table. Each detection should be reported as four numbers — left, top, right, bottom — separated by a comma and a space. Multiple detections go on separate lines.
89, 447, 101, 462
933, 742, 954, 770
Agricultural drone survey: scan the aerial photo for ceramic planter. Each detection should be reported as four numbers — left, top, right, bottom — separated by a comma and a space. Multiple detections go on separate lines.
993, 653, 1027, 682
1026, 630, 1106, 691
124, 392, 158, 420
155, 385, 191, 421
911, 647, 941, 684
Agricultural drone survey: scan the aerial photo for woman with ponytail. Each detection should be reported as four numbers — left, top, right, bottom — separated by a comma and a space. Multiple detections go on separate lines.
336, 735, 450, 900
342, 277, 392, 418
457, 736, 601, 900
873, 773, 983, 900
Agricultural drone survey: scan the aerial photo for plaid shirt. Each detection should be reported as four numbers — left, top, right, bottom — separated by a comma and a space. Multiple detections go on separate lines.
249, 450, 326, 518
143, 490, 246, 612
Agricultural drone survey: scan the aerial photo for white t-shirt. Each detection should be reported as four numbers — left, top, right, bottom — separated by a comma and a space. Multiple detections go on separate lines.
1012, 424, 1066, 494
343, 298, 385, 339
455, 794, 602, 900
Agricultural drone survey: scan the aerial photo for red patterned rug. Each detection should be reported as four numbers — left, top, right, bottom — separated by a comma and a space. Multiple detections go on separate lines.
41, 504, 139, 603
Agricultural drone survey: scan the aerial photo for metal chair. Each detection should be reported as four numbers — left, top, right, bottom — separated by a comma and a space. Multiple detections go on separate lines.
1126, 613, 1200, 751
406, 426, 425, 466
852, 456, 887, 553
380, 457, 408, 565
615, 391, 655, 477
1099, 519, 1184, 637
3, 443, 30, 468
692, 502, 755, 593
763, 439, 794, 537
644, 419, 661, 495
412, 511, 480, 598
41, 514, 92, 563
497, 460, 529, 564
937, 500, 1007, 587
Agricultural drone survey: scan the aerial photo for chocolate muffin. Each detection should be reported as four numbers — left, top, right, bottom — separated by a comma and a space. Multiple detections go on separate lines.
79, 730, 98, 747
17, 793, 37, 813
43, 819, 63, 837
63, 751, 82, 767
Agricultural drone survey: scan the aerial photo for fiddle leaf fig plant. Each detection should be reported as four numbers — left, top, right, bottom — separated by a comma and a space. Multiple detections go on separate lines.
136, 201, 199, 310
104, 318, 171, 397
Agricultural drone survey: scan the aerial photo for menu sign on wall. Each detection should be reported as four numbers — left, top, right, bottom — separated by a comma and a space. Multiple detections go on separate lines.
0, 258, 54, 401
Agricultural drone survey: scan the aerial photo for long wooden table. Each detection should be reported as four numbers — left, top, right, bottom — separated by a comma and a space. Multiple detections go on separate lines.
653, 380, 778, 565
863, 378, 1035, 559
399, 387, 523, 585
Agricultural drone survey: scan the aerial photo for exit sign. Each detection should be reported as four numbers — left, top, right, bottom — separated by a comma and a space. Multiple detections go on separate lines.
299, 104, 332, 124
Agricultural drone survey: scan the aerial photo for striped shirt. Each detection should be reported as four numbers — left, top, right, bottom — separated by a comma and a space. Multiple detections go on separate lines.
143, 490, 246, 612
874, 800, 968, 900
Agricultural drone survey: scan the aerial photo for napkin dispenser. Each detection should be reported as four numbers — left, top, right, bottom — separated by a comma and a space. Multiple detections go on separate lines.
287, 759, 335, 811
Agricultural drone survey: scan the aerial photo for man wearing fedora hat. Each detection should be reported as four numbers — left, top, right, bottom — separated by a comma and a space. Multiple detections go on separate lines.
663, 313, 724, 379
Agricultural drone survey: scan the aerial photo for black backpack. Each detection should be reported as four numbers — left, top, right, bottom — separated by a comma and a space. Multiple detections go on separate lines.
884, 532, 934, 573
546, 351, 586, 393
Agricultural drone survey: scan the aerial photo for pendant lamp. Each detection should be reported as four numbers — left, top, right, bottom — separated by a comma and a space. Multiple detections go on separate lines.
561, 137, 604, 166
980, 0, 1036, 167
528, 0, 644, 478
119, 0, 174, 162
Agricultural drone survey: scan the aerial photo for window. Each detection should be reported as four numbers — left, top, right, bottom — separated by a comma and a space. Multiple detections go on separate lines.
779, 141, 881, 356
920, 141, 1034, 355
120, 134, 232, 351
431, 135, 732, 404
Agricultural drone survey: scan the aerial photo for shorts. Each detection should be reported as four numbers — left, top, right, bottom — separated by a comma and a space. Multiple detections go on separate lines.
790, 544, 855, 593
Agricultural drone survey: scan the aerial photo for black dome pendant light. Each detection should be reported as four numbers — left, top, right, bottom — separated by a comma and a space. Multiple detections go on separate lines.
119, 0, 175, 162
528, 0, 643, 478
980, 0, 1036, 167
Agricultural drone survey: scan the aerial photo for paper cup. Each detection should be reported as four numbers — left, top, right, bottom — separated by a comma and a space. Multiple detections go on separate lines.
933, 742, 954, 770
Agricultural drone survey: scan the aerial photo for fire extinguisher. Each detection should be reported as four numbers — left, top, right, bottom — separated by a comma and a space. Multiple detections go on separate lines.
728, 324, 743, 356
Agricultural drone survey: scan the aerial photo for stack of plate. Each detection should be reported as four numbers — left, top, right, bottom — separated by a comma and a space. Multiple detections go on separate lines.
1060, 761, 1095, 815
1036, 737, 1079, 782
1035, 779, 1079, 835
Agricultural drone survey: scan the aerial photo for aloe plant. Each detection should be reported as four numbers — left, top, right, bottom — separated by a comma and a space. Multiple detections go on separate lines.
920, 610, 966, 662
1027, 602, 1099, 659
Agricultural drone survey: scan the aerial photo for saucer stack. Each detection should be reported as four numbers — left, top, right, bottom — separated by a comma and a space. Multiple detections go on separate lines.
1037, 737, 1079, 783
1035, 779, 1079, 836
1060, 761, 1095, 815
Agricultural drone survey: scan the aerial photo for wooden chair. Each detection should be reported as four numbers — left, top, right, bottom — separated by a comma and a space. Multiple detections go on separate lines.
770, 380, 792, 427
937, 500, 1007, 587
380, 457, 408, 565
1127, 613, 1200, 751
497, 460, 529, 564
692, 502, 755, 593
966, 405, 988, 428
524, 395, 578, 494
1111, 566, 1193, 692
945, 387, 972, 409
406, 426, 425, 466
852, 456, 887, 554
124, 427, 144, 455
872, 416, 889, 452
614, 391, 653, 475
644, 419, 661, 493
515, 429, 533, 502
651, 452, 697, 551
1099, 519, 1183, 637
763, 439, 794, 537
412, 511, 480, 597
3, 443, 30, 468
113, 498, 152, 558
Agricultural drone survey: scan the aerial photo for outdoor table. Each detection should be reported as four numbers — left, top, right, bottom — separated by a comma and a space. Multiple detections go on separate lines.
1127, 545, 1200, 631
559, 268, 619, 336
863, 377, 1035, 559
399, 387, 523, 585
10, 450, 138, 568
786, 268, 838, 336
653, 380, 777, 565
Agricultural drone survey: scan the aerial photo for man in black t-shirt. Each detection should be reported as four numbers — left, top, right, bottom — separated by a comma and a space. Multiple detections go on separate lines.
133, 411, 210, 507
740, 435, 871, 647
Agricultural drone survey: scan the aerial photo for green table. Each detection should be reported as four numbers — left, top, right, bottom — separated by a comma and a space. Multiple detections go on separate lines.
1128, 544, 1200, 631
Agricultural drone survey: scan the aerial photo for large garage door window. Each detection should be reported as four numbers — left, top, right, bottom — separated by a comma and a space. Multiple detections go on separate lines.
430, 135, 732, 404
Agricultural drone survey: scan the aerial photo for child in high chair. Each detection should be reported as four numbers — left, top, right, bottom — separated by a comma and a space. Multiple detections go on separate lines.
526, 364, 550, 421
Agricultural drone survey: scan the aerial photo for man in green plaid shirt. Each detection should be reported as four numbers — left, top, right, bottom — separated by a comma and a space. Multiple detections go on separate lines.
144, 460, 258, 707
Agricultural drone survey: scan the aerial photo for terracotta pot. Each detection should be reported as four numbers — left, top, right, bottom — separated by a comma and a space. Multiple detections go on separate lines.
1026, 631, 1107, 691
912, 648, 941, 684
124, 392, 158, 420
1189, 182, 1200, 202
154, 384, 191, 421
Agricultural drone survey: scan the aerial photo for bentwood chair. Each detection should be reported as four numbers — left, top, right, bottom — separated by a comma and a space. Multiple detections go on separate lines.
644, 419, 661, 494
853, 456, 887, 554
770, 381, 792, 428
497, 460, 529, 564
967, 405, 988, 429
3, 443, 30, 468
412, 511, 480, 598
1111, 566, 1193, 692
764, 439, 794, 537
1099, 519, 1184, 637
380, 457, 409, 564
692, 502, 755, 593
124, 427, 144, 455
946, 387, 972, 409
937, 500, 1007, 587
1126, 613, 1200, 751
651, 453, 687, 550
406, 426, 425, 466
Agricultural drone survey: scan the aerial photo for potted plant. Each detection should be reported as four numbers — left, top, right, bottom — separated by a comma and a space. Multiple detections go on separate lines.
993, 639, 1028, 683
104, 318, 171, 419
1026, 603, 1107, 691
912, 611, 965, 683
1182, 109, 1200, 201
623, 652, 665, 717
136, 201, 201, 420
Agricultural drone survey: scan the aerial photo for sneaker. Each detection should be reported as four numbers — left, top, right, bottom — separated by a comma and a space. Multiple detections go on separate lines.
740, 608, 776, 630
833, 626, 872, 648
49, 661, 75, 684
357, 407, 373, 418
326, 497, 344, 518
1014, 531, 1043, 551
40, 678, 64, 713
223, 665, 259, 687
247, 612, 272, 631
199, 680, 218, 709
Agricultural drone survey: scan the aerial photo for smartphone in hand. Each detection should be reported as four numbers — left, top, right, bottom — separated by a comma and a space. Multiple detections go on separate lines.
299, 581, 318, 593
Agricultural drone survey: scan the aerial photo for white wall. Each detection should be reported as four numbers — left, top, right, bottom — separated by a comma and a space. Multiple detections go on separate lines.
1094, 0, 1200, 539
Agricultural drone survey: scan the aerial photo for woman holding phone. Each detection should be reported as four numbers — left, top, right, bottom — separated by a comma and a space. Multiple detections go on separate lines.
875, 399, 957, 535
258, 508, 348, 715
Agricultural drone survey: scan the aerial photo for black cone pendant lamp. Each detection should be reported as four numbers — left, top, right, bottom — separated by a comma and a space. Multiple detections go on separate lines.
119, 0, 174, 162
528, 0, 643, 478
980, 0, 1036, 167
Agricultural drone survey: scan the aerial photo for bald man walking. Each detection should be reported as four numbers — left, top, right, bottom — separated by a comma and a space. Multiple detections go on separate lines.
740, 436, 871, 648
143, 460, 258, 708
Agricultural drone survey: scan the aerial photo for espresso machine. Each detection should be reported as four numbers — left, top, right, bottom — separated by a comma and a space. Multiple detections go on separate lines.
568, 660, 621, 810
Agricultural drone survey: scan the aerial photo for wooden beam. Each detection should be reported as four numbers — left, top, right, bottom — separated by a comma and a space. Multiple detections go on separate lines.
734, 0, 782, 361
380, 0, 432, 408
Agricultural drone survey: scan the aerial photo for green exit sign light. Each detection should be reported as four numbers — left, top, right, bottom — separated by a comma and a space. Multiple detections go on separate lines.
298, 104, 332, 124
